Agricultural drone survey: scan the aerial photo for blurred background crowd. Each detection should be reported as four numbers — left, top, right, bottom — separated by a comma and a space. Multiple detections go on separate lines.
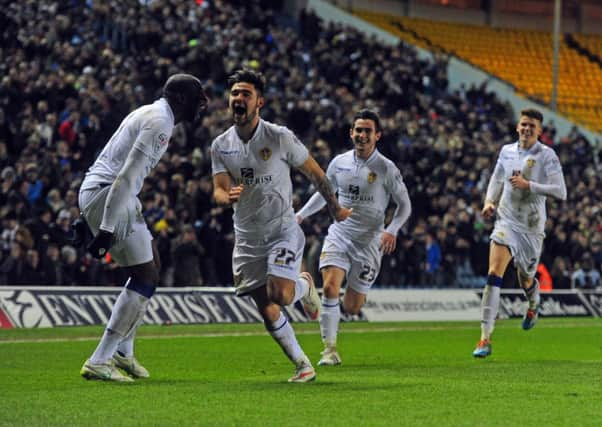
0, 0, 600, 289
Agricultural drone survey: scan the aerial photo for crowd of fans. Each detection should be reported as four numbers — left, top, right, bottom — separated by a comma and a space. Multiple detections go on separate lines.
0, 0, 600, 289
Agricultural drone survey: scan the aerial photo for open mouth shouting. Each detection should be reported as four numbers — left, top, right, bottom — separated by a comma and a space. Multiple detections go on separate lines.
232, 104, 247, 120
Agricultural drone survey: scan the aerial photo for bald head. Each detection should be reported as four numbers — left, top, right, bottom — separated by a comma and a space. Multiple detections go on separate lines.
163, 74, 208, 124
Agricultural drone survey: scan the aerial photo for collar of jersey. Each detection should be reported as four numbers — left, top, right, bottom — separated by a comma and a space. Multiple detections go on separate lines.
159, 98, 175, 125
233, 119, 264, 145
516, 140, 541, 155
353, 148, 379, 165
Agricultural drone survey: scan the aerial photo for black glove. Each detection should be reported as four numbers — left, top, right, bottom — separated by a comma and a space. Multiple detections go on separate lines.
87, 230, 114, 259
70, 215, 93, 248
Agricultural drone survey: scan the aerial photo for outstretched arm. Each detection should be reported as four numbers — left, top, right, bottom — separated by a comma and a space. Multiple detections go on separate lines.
296, 192, 327, 222
297, 156, 351, 222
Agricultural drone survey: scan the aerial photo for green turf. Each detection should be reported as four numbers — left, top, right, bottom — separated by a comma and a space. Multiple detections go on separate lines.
1, 318, 600, 427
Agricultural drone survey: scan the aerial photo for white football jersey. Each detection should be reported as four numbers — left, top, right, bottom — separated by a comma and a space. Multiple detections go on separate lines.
211, 119, 309, 239
492, 141, 564, 234
324, 149, 409, 246
81, 98, 174, 195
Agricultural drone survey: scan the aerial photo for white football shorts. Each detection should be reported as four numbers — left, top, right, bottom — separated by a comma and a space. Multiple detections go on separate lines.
232, 223, 305, 296
490, 219, 544, 279
319, 237, 381, 295
79, 186, 153, 267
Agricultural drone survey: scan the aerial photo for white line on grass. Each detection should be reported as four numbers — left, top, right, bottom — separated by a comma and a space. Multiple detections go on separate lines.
0, 321, 600, 344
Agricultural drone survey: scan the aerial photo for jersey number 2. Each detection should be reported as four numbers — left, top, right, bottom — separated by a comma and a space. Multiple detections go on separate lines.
274, 248, 296, 266
359, 264, 376, 282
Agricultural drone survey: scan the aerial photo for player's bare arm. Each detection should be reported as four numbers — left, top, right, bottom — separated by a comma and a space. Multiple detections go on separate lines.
298, 156, 352, 222
213, 173, 243, 205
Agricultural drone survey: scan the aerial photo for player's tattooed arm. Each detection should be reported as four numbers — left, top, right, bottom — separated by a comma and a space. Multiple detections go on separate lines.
299, 156, 352, 222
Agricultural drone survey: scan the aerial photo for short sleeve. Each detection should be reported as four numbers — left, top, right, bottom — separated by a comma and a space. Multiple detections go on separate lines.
282, 129, 309, 167
211, 139, 228, 175
544, 151, 563, 177
133, 118, 172, 159
325, 159, 338, 189
386, 164, 405, 193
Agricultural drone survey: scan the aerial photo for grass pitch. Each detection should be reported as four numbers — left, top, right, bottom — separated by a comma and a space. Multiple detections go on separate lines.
1, 318, 600, 427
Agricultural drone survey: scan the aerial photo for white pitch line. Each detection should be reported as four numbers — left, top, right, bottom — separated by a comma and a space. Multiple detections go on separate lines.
0, 321, 600, 344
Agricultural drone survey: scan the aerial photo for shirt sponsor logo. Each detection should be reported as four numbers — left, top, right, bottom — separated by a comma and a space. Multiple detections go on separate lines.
340, 190, 374, 202
235, 168, 273, 186
241, 168, 254, 180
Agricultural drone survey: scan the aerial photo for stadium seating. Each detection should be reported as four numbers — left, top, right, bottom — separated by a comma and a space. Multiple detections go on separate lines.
356, 11, 602, 132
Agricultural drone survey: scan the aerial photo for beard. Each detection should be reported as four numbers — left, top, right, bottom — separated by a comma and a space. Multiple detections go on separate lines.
231, 102, 258, 126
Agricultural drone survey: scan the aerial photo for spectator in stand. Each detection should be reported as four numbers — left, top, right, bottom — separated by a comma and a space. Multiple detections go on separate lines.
41, 243, 63, 285
536, 263, 553, 291
49, 209, 73, 247
571, 254, 601, 289
172, 224, 205, 286
550, 256, 571, 289
425, 232, 442, 285
0, 242, 26, 285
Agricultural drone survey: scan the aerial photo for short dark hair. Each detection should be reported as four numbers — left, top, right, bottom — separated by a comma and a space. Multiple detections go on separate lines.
352, 109, 381, 132
520, 108, 543, 123
227, 69, 266, 95
163, 74, 204, 99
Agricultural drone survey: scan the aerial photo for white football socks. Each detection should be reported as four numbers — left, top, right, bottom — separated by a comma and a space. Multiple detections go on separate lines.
320, 296, 340, 348
480, 285, 500, 341
523, 279, 540, 310
116, 323, 139, 358
89, 329, 123, 365
90, 288, 149, 364
291, 275, 310, 305
268, 311, 304, 364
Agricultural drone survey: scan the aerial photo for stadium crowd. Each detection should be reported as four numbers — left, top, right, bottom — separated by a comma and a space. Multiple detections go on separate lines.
0, 0, 600, 289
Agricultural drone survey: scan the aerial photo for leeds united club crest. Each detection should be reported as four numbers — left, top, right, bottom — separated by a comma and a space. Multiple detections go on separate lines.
260, 147, 272, 161
367, 171, 377, 183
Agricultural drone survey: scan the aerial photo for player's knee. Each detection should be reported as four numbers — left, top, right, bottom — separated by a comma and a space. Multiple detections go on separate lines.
266, 279, 293, 306
322, 280, 340, 299
128, 262, 160, 286
260, 304, 281, 324
125, 278, 156, 298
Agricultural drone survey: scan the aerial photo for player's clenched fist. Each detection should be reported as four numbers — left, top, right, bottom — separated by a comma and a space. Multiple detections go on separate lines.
229, 184, 244, 203
87, 230, 114, 258
334, 206, 353, 222
481, 201, 496, 220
